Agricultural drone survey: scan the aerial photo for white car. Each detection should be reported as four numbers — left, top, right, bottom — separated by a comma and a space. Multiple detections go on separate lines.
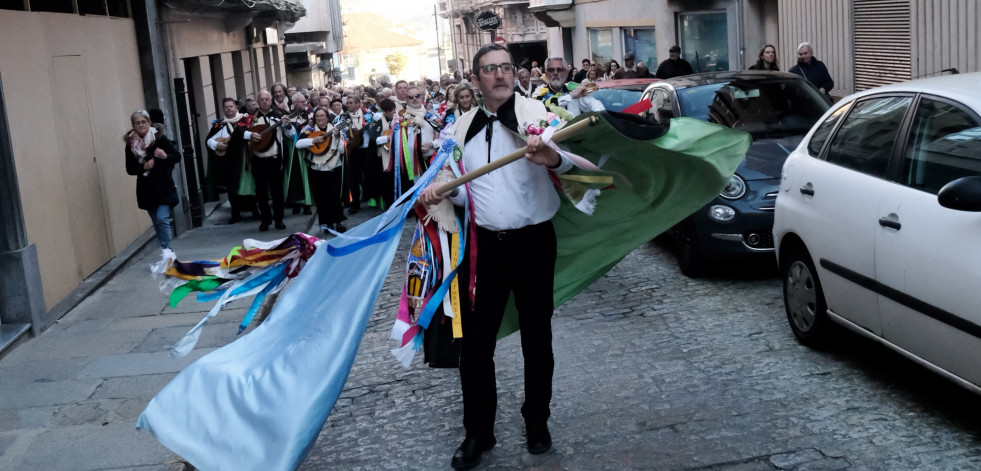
774, 72, 981, 394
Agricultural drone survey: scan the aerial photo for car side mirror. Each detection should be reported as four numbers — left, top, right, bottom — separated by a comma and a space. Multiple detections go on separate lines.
937, 176, 981, 211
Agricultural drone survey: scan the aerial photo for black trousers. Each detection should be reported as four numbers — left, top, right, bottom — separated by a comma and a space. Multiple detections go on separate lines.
251, 156, 284, 225
308, 167, 345, 225
343, 147, 364, 209
362, 151, 383, 205
459, 220, 556, 441
380, 169, 414, 209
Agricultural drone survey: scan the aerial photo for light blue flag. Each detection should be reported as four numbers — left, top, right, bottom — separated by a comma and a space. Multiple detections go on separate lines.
137, 145, 451, 470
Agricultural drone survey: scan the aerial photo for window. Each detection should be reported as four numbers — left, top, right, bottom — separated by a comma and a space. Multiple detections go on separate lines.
0, 0, 25, 10
808, 102, 852, 157
901, 98, 981, 194
824, 96, 912, 177
589, 28, 613, 72
678, 12, 728, 73
622, 28, 655, 70
29, 0, 73, 13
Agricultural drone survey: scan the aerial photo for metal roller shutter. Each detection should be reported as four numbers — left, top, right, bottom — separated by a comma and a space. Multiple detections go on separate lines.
854, 0, 911, 90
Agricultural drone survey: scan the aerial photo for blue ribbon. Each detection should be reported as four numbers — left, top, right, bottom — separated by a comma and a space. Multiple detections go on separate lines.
239, 263, 289, 334
326, 140, 455, 258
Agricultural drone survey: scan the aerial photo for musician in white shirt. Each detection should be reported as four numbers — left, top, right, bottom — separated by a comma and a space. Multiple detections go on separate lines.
419, 43, 570, 471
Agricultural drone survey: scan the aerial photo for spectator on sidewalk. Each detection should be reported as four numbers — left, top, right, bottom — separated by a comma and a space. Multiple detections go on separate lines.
125, 109, 181, 253
573, 58, 591, 82
749, 44, 780, 71
655, 45, 694, 79
789, 42, 834, 95
613, 52, 639, 79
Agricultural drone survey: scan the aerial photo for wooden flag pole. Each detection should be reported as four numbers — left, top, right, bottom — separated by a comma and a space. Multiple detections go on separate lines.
435, 115, 599, 196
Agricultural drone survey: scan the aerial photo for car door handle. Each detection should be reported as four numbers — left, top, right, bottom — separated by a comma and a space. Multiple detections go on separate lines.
878, 217, 901, 230
799, 185, 814, 196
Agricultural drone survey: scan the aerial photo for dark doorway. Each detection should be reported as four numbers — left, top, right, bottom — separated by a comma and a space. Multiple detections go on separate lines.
508, 41, 547, 71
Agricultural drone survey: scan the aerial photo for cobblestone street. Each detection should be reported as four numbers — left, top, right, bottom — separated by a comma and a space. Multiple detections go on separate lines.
302, 233, 981, 470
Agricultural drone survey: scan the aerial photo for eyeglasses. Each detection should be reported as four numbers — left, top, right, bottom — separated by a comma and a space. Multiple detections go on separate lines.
545, 67, 564, 73
478, 63, 515, 74
407, 94, 423, 99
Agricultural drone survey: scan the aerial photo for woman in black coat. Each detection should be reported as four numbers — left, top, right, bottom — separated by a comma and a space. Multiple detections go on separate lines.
124, 109, 181, 251
748, 44, 779, 71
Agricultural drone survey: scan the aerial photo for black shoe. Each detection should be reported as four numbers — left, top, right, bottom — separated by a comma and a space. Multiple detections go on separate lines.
334, 223, 347, 233
275, 221, 286, 230
303, 206, 313, 215
259, 223, 269, 232
228, 214, 242, 224
450, 437, 496, 470
526, 423, 552, 455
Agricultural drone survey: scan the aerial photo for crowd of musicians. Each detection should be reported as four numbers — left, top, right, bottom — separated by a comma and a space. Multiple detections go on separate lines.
203, 75, 480, 234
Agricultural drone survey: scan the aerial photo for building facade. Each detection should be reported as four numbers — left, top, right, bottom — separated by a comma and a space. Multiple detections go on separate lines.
440, 0, 549, 74
285, 0, 345, 89
0, 0, 311, 347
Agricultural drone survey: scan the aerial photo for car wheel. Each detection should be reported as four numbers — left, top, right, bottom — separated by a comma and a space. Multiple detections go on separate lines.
782, 245, 831, 345
676, 220, 704, 277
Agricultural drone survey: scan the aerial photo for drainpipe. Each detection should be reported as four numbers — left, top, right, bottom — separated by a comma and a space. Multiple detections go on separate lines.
0, 70, 45, 339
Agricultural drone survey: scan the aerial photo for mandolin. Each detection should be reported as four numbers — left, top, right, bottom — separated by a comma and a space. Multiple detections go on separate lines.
381, 129, 394, 151
249, 108, 306, 153
213, 137, 230, 156
307, 118, 351, 154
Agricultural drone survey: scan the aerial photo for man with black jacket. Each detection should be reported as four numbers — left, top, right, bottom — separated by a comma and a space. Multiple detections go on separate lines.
789, 42, 834, 95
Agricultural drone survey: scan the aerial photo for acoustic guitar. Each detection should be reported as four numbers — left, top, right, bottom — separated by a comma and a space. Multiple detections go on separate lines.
249, 108, 306, 153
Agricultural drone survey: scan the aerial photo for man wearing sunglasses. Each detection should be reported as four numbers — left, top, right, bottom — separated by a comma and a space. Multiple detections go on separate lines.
419, 43, 575, 471
538, 56, 605, 117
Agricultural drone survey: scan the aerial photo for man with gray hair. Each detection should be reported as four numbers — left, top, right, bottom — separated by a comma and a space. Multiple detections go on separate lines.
539, 56, 605, 116
789, 42, 834, 95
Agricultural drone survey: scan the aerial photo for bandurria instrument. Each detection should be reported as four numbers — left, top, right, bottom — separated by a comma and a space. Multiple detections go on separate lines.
249, 108, 306, 152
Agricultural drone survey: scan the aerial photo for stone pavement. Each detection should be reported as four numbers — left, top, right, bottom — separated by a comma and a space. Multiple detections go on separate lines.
3, 201, 981, 470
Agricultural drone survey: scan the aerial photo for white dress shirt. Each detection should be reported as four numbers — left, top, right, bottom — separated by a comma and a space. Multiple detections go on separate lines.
450, 114, 570, 231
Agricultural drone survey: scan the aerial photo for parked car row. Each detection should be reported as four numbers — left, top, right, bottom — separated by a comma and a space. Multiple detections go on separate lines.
597, 71, 981, 395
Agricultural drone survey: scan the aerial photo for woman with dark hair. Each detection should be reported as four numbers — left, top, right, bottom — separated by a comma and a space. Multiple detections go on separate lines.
602, 60, 621, 81
748, 44, 779, 71
124, 109, 181, 252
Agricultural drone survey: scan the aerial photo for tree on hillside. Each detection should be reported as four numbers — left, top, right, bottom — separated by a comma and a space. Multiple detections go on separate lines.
385, 53, 407, 78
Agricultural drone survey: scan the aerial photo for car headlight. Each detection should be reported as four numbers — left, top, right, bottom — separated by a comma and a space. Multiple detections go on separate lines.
708, 205, 736, 222
719, 175, 747, 200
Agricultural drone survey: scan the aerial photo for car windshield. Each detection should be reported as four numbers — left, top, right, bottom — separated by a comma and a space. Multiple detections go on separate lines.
591, 88, 644, 112
676, 79, 830, 137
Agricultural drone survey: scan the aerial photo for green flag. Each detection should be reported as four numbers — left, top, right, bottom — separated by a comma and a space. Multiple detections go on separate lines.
498, 112, 751, 337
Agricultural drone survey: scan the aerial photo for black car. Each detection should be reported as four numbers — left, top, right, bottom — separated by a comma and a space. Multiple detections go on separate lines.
640, 71, 831, 276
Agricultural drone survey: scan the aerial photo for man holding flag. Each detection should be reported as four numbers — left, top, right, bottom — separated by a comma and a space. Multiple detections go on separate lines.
420, 43, 571, 470
136, 40, 751, 470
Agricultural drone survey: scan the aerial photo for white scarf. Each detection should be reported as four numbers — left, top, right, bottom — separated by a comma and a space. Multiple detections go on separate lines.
348, 110, 364, 130
404, 105, 428, 127
221, 112, 244, 125
516, 82, 532, 96
129, 126, 157, 160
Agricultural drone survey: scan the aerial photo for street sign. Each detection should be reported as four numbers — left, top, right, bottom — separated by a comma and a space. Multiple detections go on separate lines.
494, 36, 506, 46
475, 10, 502, 31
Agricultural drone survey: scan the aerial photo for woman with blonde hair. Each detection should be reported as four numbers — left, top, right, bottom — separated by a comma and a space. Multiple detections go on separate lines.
443, 81, 477, 122
124, 109, 181, 252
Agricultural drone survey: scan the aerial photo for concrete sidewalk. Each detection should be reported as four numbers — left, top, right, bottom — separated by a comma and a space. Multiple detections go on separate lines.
0, 202, 379, 470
